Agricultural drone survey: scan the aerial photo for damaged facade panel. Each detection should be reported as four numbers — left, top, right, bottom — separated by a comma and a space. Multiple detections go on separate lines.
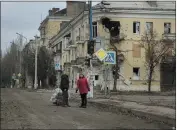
100, 17, 120, 43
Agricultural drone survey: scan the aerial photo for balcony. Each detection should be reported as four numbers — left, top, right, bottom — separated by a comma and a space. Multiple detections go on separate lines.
162, 33, 176, 44
71, 60, 77, 66
68, 40, 77, 48
76, 36, 85, 44
56, 49, 62, 54
161, 56, 175, 63
63, 37, 71, 51
52, 51, 56, 56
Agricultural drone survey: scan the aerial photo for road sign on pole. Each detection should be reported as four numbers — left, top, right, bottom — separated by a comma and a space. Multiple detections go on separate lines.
55, 63, 60, 70
104, 51, 116, 64
95, 48, 107, 61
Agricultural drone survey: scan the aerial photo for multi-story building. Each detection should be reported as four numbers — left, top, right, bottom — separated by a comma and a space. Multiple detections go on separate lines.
38, 2, 87, 48
38, 7, 71, 47
49, 1, 176, 91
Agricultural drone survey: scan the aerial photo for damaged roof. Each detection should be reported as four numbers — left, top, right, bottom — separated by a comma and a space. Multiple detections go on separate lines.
93, 1, 176, 10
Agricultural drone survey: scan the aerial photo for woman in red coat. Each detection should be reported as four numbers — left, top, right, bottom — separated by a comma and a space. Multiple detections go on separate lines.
76, 73, 90, 108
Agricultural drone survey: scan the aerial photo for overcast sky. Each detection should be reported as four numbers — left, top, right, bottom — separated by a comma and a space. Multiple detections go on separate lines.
1, 2, 99, 54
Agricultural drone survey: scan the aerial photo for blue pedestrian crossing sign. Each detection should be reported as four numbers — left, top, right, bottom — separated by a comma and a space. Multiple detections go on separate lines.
55, 63, 60, 70
104, 51, 116, 64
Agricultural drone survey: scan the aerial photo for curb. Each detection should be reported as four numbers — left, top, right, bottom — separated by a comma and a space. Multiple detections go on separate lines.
71, 97, 175, 126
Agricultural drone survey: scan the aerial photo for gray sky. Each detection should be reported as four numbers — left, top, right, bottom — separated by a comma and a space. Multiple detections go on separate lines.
1, 2, 99, 54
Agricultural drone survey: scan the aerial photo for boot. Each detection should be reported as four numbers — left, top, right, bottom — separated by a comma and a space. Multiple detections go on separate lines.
66, 98, 70, 107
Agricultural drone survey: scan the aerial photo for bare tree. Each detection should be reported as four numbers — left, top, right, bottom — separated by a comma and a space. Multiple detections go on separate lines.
140, 30, 173, 92
100, 17, 126, 91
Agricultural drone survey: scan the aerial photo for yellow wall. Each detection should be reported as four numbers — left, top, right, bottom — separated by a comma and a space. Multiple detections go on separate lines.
97, 17, 175, 81
42, 20, 62, 46
46, 21, 62, 39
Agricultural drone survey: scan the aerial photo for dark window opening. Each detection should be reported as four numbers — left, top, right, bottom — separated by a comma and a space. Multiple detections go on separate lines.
92, 22, 97, 38
133, 67, 140, 80
109, 21, 120, 37
95, 75, 99, 80
133, 22, 140, 34
64, 33, 71, 38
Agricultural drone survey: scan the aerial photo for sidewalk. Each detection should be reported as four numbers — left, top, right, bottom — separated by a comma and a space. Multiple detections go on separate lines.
70, 89, 176, 126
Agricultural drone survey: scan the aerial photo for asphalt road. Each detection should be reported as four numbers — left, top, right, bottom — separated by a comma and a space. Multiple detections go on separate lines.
1, 88, 172, 129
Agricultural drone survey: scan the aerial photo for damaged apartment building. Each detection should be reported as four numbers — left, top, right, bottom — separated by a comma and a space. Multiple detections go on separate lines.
49, 1, 175, 91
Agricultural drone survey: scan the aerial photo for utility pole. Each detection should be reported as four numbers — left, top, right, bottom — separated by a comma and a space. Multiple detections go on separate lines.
16, 33, 28, 74
34, 35, 40, 89
88, 1, 94, 98
19, 35, 23, 74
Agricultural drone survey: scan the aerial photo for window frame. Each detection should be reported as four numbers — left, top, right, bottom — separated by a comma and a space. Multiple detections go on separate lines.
146, 22, 153, 34
133, 22, 140, 34
92, 22, 98, 38
164, 23, 171, 34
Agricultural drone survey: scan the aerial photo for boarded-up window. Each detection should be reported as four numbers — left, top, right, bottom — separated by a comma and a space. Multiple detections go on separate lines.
133, 44, 141, 57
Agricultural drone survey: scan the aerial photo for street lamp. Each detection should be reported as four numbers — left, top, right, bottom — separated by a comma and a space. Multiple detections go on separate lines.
16, 33, 28, 74
34, 35, 40, 89
16, 32, 28, 43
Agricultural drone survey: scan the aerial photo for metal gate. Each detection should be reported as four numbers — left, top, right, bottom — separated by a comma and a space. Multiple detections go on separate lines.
160, 58, 176, 91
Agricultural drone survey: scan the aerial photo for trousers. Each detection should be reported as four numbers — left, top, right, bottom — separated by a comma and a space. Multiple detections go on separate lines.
62, 90, 69, 105
80, 93, 87, 106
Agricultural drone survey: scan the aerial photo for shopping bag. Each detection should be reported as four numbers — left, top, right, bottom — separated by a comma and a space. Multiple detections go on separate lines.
87, 91, 91, 98
50, 88, 62, 102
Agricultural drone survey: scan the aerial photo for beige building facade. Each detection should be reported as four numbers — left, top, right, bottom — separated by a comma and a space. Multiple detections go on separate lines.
49, 1, 176, 91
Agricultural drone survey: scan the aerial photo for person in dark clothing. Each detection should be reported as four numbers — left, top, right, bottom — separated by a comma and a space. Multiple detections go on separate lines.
11, 73, 16, 88
60, 73, 70, 107
76, 74, 90, 108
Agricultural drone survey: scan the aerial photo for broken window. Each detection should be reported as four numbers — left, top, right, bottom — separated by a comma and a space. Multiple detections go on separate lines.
133, 22, 140, 34
109, 21, 120, 38
92, 22, 97, 38
164, 23, 171, 34
146, 22, 153, 34
95, 75, 99, 80
132, 67, 140, 80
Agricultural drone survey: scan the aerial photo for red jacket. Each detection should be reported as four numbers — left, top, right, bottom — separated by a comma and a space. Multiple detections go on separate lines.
77, 77, 90, 94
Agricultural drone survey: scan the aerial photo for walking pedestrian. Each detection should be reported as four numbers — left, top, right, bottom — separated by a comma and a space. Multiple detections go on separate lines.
60, 73, 70, 107
11, 73, 16, 88
76, 73, 90, 108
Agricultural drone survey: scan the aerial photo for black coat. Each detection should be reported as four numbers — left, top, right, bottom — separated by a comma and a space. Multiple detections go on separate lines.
60, 74, 69, 91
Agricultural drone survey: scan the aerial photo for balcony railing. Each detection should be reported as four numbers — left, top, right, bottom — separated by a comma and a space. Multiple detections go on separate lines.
162, 33, 176, 41
56, 49, 62, 54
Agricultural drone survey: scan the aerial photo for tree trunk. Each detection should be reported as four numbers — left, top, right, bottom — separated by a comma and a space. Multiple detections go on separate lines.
37, 79, 40, 89
148, 70, 153, 92
41, 79, 45, 89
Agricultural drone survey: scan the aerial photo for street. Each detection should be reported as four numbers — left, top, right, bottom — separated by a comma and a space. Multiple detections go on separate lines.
1, 88, 172, 129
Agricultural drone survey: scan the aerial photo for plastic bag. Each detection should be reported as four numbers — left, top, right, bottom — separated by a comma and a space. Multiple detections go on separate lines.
50, 88, 62, 102
50, 88, 71, 102
87, 91, 91, 98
